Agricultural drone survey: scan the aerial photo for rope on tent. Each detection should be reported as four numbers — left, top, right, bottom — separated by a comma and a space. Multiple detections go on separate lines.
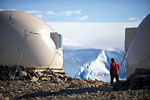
9, 11, 62, 55
47, 34, 63, 67
47, 39, 63, 68
48, 52, 57, 68
13, 30, 29, 79
10, 14, 62, 58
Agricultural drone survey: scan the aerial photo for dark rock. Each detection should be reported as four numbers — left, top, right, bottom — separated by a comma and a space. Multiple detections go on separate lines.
129, 81, 134, 89
113, 80, 128, 90
143, 86, 150, 89
9, 65, 17, 73
0, 75, 8, 80
19, 71, 27, 77
68, 82, 77, 88
43, 70, 53, 75
29, 70, 38, 78
8, 76, 15, 80
67, 77, 73, 81
52, 77, 62, 83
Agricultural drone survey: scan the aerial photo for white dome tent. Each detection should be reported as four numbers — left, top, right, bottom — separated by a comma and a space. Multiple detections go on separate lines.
0, 10, 63, 72
125, 14, 150, 78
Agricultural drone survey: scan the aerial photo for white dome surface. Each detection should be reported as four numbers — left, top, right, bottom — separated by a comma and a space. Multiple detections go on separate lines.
0, 10, 63, 69
126, 14, 150, 78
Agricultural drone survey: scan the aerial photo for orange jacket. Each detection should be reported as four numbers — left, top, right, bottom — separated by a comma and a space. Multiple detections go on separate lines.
110, 62, 119, 75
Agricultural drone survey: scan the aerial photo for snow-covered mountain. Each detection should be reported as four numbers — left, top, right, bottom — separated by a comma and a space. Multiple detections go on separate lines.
63, 48, 100, 77
63, 48, 126, 82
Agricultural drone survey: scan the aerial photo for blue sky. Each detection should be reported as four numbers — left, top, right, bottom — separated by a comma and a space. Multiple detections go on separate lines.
0, 0, 150, 22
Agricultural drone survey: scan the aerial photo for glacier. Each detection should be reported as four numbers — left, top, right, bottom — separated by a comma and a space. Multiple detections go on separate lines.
63, 48, 126, 82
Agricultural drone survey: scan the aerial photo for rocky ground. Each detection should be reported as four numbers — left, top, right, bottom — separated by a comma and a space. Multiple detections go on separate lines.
0, 66, 150, 100
0, 78, 150, 100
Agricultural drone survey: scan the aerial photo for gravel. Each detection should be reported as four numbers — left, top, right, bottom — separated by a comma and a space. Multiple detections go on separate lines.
0, 67, 150, 100
0, 78, 150, 100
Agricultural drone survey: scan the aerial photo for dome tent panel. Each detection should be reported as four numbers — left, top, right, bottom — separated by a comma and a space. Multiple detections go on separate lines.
0, 10, 63, 72
126, 14, 150, 78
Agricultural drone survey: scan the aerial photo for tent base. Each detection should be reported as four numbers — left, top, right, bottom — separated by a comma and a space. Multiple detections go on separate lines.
23, 67, 65, 74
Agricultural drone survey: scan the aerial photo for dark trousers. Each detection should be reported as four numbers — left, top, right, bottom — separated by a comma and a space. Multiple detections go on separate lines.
110, 75, 119, 86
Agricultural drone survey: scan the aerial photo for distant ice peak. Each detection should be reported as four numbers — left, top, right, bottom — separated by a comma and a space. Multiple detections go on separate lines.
97, 50, 107, 62
76, 50, 110, 82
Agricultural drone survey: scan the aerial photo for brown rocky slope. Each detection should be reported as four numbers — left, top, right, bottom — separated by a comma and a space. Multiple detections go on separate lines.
0, 66, 150, 100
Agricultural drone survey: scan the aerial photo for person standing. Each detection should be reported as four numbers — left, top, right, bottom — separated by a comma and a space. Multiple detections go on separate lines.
110, 58, 119, 86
